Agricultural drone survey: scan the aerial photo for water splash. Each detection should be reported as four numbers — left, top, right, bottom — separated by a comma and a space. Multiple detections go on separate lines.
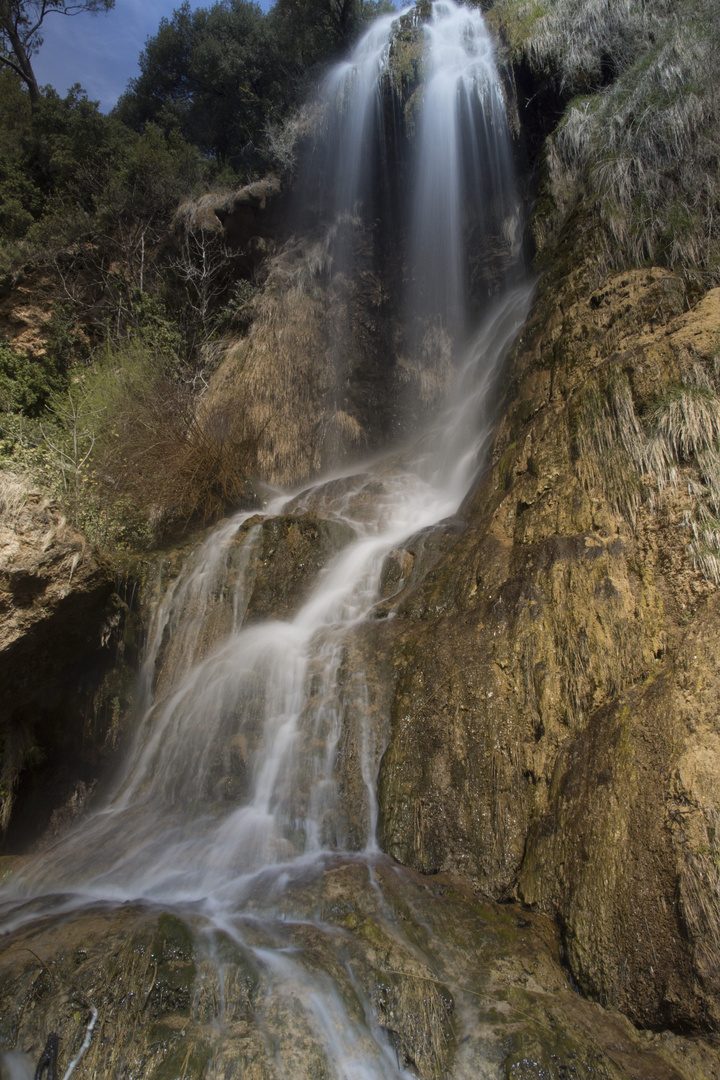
2, 283, 532, 912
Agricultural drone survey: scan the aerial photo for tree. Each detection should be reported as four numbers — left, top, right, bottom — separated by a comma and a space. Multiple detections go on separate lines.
269, 0, 394, 71
115, 0, 288, 177
0, 0, 114, 105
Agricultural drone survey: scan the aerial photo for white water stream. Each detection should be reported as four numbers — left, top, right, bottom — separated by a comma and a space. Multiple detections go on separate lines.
1, 5, 533, 1076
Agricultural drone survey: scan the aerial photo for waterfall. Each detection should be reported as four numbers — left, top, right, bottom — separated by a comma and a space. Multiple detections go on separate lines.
409, 0, 519, 341
0, 4, 532, 1076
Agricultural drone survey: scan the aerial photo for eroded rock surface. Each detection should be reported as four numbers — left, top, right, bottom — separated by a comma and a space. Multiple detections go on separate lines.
0, 473, 116, 838
0, 857, 715, 1080
373, 270, 720, 1031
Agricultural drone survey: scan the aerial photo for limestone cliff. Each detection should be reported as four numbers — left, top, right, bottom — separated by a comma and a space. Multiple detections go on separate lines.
1, 0, 719, 1068
374, 267, 720, 1031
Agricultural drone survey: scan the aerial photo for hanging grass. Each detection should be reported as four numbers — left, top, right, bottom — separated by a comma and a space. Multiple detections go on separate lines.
490, 0, 720, 284
572, 360, 720, 582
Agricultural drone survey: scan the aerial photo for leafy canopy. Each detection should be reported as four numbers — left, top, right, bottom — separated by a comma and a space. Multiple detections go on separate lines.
116, 0, 292, 177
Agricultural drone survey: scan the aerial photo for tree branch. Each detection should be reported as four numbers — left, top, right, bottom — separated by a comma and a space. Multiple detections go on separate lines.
0, 52, 27, 78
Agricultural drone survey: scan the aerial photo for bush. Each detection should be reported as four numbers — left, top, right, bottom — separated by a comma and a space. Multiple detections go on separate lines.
0, 341, 69, 416
50, 333, 260, 547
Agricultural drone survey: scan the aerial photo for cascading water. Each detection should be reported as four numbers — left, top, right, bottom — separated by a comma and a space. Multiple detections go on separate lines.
409, 0, 520, 341
0, 5, 534, 1077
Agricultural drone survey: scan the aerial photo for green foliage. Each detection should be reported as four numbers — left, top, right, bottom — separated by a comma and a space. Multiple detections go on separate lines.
0, 0, 397, 549
0, 75, 208, 271
271, 0, 392, 70
22, 84, 131, 198
115, 0, 287, 178
115, 0, 391, 177
0, 68, 37, 244
0, 340, 68, 415
217, 277, 259, 329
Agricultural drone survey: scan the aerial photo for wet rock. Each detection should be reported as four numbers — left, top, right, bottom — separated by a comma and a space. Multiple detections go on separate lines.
375, 270, 720, 1032
240, 513, 356, 623
0, 474, 116, 838
0, 858, 712, 1080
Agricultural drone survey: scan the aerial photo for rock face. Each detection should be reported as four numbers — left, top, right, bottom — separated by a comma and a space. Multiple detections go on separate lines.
0, 858, 715, 1080
2, 271, 720, 1067
2, 6, 720, 1070
0, 473, 117, 841
176, 176, 284, 266
373, 268, 720, 1031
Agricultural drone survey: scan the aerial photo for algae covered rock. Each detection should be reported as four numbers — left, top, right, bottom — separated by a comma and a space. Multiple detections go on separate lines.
240, 512, 356, 623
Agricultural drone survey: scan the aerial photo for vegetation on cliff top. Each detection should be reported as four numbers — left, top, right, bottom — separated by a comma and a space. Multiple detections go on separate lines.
0, 0, 389, 547
489, 0, 720, 286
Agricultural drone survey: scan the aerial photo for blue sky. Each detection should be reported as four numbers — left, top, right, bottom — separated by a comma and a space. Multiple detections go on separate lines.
33, 0, 273, 113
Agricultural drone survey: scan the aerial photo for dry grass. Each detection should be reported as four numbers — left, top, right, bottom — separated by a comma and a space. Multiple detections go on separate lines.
524, 0, 663, 93
395, 324, 454, 417
0, 468, 59, 556
573, 365, 645, 523
207, 231, 376, 488
0, 470, 33, 527
492, 0, 720, 282
574, 361, 720, 581
224, 280, 330, 486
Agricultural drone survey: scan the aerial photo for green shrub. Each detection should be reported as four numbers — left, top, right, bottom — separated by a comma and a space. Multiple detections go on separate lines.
35, 330, 259, 548
0, 341, 69, 417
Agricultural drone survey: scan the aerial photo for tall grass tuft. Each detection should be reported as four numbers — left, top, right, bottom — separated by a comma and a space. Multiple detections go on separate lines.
573, 365, 645, 523
0, 470, 33, 527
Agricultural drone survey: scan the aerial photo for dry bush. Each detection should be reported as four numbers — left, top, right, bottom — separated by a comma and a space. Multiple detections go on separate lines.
265, 101, 324, 178
96, 374, 259, 537
224, 282, 329, 486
